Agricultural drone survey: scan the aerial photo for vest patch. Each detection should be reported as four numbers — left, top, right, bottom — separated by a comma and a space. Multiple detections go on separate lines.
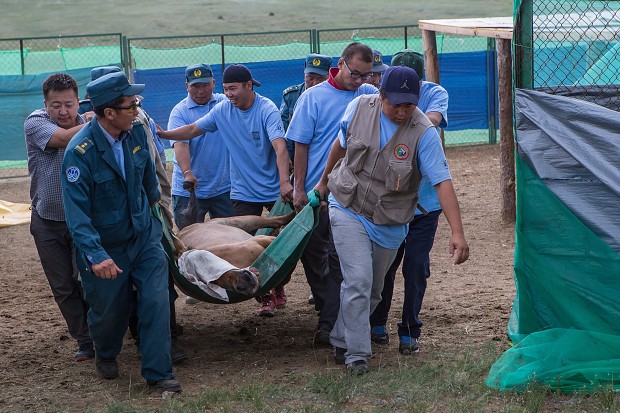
394, 144, 410, 160
132, 145, 142, 154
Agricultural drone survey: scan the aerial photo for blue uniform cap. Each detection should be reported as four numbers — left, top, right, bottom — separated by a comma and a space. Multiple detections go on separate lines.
372, 50, 389, 73
91, 66, 121, 81
86, 72, 145, 107
380, 66, 420, 105
186, 63, 214, 85
304, 54, 332, 76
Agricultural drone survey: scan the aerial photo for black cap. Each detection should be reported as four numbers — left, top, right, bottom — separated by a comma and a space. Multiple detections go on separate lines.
222, 64, 261, 86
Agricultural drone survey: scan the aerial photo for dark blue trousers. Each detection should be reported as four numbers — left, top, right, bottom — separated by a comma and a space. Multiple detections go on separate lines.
78, 218, 173, 382
369, 210, 441, 339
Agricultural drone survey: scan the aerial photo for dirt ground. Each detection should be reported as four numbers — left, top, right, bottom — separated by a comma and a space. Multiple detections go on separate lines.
0, 144, 515, 412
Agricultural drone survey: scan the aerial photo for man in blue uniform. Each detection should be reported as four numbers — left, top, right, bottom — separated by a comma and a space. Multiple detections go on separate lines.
370, 49, 451, 355
285, 42, 378, 344
158, 64, 293, 316
169, 63, 233, 228
61, 72, 181, 394
280, 54, 332, 160
366, 49, 390, 88
314, 66, 469, 374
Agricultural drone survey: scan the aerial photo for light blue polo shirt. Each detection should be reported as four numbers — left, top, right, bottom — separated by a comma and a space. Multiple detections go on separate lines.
329, 96, 451, 249
415, 80, 449, 215
195, 93, 285, 203
168, 93, 230, 199
285, 81, 378, 192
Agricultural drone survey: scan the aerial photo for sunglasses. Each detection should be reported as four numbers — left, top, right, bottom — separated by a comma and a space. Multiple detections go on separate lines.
112, 100, 141, 112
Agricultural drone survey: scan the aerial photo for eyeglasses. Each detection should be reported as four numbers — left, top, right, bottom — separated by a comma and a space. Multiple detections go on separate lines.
112, 100, 141, 112
343, 60, 373, 81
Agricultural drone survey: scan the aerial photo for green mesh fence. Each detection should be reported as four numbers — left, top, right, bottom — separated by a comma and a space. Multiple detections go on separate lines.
1, 26, 500, 177
0, 34, 122, 75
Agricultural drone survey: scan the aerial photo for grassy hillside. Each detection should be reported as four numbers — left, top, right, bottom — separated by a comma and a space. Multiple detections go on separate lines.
1, 0, 513, 39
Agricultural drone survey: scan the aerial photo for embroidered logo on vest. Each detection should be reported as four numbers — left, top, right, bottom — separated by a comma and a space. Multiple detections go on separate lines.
394, 144, 410, 160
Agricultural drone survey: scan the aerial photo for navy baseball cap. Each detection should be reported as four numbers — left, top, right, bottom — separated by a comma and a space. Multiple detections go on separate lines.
380, 66, 420, 105
372, 50, 389, 73
86, 72, 145, 107
391, 49, 424, 79
222, 64, 261, 86
91, 66, 121, 81
304, 54, 332, 76
186, 63, 213, 85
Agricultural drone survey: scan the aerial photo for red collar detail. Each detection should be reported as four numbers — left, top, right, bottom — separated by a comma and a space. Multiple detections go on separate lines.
328, 68, 345, 90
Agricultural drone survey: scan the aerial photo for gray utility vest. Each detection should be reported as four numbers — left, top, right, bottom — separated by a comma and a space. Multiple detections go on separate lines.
328, 94, 433, 225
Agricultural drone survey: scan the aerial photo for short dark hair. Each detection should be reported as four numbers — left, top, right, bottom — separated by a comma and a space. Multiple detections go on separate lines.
42, 73, 78, 100
93, 95, 125, 117
341, 42, 373, 64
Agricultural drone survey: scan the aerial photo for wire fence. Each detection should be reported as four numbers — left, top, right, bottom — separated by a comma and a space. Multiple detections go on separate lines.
2, 25, 501, 177
514, 0, 620, 110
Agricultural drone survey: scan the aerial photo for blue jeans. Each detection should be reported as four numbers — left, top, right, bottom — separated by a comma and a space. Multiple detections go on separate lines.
369, 210, 441, 339
329, 206, 399, 364
172, 191, 234, 229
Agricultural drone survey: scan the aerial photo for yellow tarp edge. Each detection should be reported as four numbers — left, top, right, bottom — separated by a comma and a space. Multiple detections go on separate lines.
0, 200, 31, 227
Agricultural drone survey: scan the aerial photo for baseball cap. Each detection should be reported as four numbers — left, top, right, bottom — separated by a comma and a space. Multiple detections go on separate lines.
304, 54, 332, 76
186, 63, 214, 85
380, 66, 420, 105
86, 71, 145, 107
390, 49, 424, 79
222, 64, 261, 86
372, 50, 389, 73
91, 66, 121, 81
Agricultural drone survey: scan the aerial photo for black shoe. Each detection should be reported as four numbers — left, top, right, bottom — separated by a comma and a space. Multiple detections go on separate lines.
307, 294, 315, 305
171, 339, 189, 364
96, 358, 118, 380
398, 336, 419, 355
148, 378, 182, 394
74, 341, 95, 362
346, 359, 369, 375
370, 325, 389, 344
334, 346, 346, 365
313, 324, 331, 346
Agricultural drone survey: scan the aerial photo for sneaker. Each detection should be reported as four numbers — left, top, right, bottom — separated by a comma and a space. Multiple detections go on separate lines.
398, 336, 419, 355
334, 346, 346, 365
148, 378, 182, 394
257, 295, 276, 317
171, 338, 189, 364
307, 294, 315, 305
74, 342, 95, 362
96, 358, 119, 380
273, 286, 287, 309
370, 325, 389, 345
346, 360, 369, 375
313, 323, 331, 346
185, 295, 200, 305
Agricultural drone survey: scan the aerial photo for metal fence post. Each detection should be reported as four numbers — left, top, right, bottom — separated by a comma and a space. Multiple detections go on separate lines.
487, 37, 497, 145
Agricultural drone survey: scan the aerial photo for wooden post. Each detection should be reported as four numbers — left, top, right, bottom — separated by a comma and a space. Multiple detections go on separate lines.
422, 29, 443, 148
497, 38, 515, 223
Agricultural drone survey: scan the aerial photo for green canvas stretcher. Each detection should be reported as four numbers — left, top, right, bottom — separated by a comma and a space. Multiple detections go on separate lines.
153, 191, 321, 304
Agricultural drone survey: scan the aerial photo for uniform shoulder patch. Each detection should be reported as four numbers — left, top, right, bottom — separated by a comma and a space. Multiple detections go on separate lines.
72, 138, 94, 155
283, 85, 300, 96
65, 165, 80, 183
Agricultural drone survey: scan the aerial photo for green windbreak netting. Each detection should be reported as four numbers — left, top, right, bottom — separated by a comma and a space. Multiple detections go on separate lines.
0, 46, 121, 75
486, 89, 620, 393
